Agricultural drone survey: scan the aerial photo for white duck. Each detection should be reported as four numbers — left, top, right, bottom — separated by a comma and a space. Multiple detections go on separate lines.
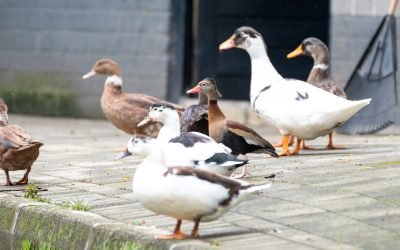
219, 26, 371, 156
137, 103, 248, 177
116, 135, 156, 159
133, 144, 271, 239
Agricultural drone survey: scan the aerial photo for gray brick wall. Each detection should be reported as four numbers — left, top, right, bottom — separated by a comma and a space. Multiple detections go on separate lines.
0, 0, 173, 117
330, 0, 400, 123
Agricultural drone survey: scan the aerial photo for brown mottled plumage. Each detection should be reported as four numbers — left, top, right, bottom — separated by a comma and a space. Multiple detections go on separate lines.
180, 92, 208, 135
0, 98, 43, 186
82, 59, 184, 137
187, 78, 278, 178
287, 37, 347, 151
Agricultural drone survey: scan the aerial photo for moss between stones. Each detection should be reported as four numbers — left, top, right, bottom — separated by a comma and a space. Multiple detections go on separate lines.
0, 73, 81, 117
14, 206, 91, 249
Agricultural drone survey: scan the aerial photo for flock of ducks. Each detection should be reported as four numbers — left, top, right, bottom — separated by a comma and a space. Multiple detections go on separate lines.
0, 26, 371, 239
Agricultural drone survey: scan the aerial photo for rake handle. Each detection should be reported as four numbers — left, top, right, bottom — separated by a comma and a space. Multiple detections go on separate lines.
388, 0, 399, 15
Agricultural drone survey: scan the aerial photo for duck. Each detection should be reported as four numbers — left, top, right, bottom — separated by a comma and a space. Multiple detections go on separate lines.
271, 38, 347, 151
219, 26, 371, 156
138, 103, 247, 177
133, 143, 272, 239
0, 98, 43, 186
187, 78, 278, 178
82, 59, 184, 137
287, 37, 347, 150
116, 135, 156, 159
180, 92, 209, 135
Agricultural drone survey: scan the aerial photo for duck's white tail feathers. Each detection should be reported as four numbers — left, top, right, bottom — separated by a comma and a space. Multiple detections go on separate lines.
246, 183, 272, 193
337, 98, 371, 123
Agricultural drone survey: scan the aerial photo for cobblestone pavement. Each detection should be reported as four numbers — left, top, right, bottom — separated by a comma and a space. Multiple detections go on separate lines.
1, 115, 400, 249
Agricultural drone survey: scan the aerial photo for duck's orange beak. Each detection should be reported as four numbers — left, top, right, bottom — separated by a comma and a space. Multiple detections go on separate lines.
219, 35, 236, 52
186, 85, 201, 94
287, 44, 303, 59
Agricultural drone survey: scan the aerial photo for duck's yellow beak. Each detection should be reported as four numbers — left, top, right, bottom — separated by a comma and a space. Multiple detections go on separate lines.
82, 70, 96, 79
287, 44, 303, 59
219, 35, 236, 52
137, 116, 152, 127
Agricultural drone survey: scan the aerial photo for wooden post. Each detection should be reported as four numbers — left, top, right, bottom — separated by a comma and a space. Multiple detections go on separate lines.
388, 0, 399, 15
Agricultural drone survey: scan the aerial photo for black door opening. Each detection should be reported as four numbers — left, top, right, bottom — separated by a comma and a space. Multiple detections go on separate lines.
185, 0, 330, 100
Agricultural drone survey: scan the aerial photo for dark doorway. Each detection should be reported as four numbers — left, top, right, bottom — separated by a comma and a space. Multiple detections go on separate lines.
186, 0, 330, 100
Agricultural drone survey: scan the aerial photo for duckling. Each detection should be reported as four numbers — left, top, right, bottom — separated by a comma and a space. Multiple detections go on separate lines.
219, 26, 370, 156
180, 92, 208, 135
82, 59, 184, 137
287, 37, 347, 150
187, 78, 278, 178
0, 98, 43, 186
133, 143, 272, 239
138, 103, 247, 177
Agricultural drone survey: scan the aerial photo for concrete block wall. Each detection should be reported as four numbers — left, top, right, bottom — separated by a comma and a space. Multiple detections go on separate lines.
330, 0, 400, 124
0, 0, 173, 117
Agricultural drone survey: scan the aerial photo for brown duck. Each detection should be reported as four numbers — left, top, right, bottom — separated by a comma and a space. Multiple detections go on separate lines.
180, 92, 208, 135
0, 98, 43, 186
82, 59, 184, 137
187, 78, 278, 178
287, 37, 347, 151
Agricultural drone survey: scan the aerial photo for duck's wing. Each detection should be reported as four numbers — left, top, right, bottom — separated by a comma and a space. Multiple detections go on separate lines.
313, 80, 347, 99
165, 132, 240, 171
0, 127, 27, 150
164, 166, 271, 205
123, 92, 185, 115
180, 104, 208, 134
6, 125, 32, 142
225, 120, 277, 156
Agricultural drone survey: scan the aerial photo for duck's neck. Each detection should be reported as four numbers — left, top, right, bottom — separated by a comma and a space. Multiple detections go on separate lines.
0, 113, 8, 126
307, 50, 330, 83
198, 92, 208, 105
157, 113, 181, 144
208, 100, 225, 122
139, 145, 167, 172
105, 75, 123, 87
246, 42, 284, 102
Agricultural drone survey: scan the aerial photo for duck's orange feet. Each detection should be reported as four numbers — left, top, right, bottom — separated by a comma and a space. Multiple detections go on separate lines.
287, 138, 302, 155
300, 140, 316, 150
278, 135, 292, 156
326, 133, 346, 150
15, 177, 29, 185
274, 136, 294, 147
326, 144, 346, 150
154, 231, 186, 240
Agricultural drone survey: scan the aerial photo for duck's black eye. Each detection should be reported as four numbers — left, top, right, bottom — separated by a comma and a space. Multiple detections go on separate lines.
201, 83, 206, 87
134, 140, 138, 143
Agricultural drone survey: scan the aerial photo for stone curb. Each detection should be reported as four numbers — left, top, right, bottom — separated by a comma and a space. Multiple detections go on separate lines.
0, 194, 212, 250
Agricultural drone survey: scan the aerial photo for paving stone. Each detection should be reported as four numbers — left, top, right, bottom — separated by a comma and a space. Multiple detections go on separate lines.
1, 115, 399, 249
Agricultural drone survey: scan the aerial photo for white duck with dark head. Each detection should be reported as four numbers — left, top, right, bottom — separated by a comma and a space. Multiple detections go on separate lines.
133, 143, 271, 239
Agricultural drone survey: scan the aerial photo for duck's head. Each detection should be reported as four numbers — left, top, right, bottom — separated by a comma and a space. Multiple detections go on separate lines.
219, 26, 265, 53
117, 135, 153, 159
138, 103, 178, 127
0, 98, 8, 126
287, 37, 328, 61
187, 78, 222, 100
82, 59, 122, 79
